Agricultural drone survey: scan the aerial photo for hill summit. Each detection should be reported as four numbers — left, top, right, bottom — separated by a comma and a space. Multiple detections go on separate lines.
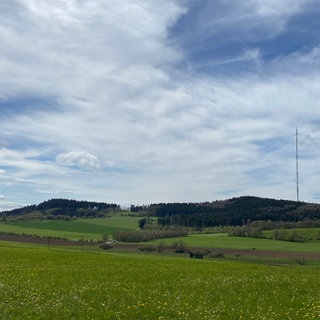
2, 199, 120, 220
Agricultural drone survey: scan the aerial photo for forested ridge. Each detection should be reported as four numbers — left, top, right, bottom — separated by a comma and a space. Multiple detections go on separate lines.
2, 196, 320, 226
147, 196, 320, 227
2, 199, 120, 219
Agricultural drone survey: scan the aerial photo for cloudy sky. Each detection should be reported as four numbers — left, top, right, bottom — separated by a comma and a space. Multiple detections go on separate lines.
1, 0, 320, 210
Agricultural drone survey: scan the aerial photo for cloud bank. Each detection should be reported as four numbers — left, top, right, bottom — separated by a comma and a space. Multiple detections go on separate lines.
0, 0, 320, 210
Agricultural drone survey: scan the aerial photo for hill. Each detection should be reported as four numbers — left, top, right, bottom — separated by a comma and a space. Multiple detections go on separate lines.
1, 199, 120, 220
3, 196, 320, 227
148, 196, 320, 227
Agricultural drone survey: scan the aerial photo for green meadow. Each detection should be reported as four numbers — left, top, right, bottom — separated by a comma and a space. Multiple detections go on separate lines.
263, 228, 320, 240
1, 243, 320, 320
0, 216, 140, 241
149, 232, 320, 253
1, 217, 320, 253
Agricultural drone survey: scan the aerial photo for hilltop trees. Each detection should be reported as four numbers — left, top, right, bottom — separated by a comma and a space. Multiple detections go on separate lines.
148, 196, 320, 228
2, 199, 120, 220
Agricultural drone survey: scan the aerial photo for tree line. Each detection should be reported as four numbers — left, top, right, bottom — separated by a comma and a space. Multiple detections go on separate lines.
227, 219, 320, 242
113, 228, 188, 242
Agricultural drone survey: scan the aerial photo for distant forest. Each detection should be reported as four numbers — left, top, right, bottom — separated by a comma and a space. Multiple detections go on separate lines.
142, 196, 320, 227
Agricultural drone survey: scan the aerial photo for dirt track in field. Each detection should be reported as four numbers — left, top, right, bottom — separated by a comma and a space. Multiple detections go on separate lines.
1, 234, 320, 260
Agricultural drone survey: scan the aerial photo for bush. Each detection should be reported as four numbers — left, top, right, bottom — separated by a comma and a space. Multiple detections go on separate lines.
209, 252, 225, 259
172, 240, 186, 253
157, 241, 165, 254
99, 243, 113, 250
138, 245, 156, 252
296, 258, 305, 266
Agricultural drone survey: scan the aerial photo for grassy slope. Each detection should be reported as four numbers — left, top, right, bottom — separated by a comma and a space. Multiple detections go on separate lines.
149, 233, 320, 253
0, 216, 140, 241
1, 244, 320, 320
264, 228, 320, 239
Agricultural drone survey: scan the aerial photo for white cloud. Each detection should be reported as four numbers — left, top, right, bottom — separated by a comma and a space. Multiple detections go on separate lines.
56, 151, 102, 170
0, 0, 184, 100
0, 201, 25, 212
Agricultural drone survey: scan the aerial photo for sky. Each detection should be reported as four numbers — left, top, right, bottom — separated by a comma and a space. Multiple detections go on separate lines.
1, 0, 320, 211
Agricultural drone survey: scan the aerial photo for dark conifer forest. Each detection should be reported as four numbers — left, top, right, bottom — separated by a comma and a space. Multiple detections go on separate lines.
147, 196, 320, 227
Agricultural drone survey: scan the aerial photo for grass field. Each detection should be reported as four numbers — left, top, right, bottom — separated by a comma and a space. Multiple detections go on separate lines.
149, 233, 320, 253
1, 242, 320, 320
263, 228, 320, 240
0, 216, 140, 241
1, 217, 320, 254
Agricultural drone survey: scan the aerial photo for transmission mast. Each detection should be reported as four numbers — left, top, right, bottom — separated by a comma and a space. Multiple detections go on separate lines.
296, 127, 299, 202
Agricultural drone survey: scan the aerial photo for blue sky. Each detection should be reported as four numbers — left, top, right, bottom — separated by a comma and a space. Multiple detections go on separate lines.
1, 0, 320, 210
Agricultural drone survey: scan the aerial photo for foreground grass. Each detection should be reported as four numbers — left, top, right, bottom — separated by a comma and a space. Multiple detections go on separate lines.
1, 243, 320, 319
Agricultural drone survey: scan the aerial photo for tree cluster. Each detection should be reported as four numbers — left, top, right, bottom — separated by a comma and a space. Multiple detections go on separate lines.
228, 226, 263, 238
228, 220, 320, 242
272, 230, 307, 242
113, 228, 188, 242
130, 205, 148, 213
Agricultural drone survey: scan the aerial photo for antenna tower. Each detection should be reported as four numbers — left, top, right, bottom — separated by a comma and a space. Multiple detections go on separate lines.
296, 127, 299, 202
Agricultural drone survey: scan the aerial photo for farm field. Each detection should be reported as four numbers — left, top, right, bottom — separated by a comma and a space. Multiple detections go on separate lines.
1, 243, 320, 320
149, 232, 320, 253
1, 216, 320, 254
0, 216, 140, 241
263, 228, 320, 240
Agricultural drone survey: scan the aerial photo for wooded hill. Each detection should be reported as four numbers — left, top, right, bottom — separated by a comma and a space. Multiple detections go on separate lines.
2, 196, 320, 227
147, 196, 320, 227
2, 199, 120, 220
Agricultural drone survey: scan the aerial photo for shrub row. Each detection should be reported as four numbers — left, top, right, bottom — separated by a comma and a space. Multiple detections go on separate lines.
113, 228, 188, 242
